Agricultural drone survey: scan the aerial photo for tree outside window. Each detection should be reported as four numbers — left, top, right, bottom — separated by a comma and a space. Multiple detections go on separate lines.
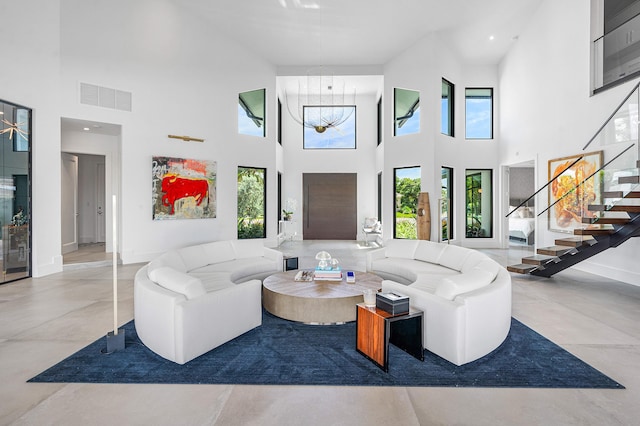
237, 167, 266, 239
394, 166, 421, 239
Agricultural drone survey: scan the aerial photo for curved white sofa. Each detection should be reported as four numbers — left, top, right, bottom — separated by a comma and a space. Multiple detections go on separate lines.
366, 239, 511, 366
134, 239, 283, 364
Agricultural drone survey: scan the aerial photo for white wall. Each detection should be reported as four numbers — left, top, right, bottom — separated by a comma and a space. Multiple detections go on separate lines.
58, 0, 278, 264
0, 1, 62, 276
383, 34, 502, 246
279, 90, 380, 240
499, 0, 640, 285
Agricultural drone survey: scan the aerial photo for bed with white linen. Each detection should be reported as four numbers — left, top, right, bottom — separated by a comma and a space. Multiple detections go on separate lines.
508, 205, 535, 245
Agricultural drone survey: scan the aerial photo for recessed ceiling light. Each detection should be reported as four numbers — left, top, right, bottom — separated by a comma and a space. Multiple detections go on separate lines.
489, 35, 495, 41
83, 127, 90, 131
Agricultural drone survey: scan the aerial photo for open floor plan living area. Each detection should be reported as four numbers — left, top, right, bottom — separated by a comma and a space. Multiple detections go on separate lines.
1, 242, 639, 424
2, 0, 640, 424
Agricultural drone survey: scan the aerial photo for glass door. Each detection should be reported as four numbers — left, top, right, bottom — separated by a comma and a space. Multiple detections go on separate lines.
1, 99, 32, 284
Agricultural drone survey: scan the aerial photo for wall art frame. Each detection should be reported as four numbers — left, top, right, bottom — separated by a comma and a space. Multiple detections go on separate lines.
152, 156, 217, 220
547, 150, 603, 233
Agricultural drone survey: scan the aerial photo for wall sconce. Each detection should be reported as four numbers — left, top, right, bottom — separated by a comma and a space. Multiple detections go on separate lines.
168, 134, 205, 142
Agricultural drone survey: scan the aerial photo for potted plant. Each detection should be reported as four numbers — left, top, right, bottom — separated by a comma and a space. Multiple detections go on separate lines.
282, 209, 293, 221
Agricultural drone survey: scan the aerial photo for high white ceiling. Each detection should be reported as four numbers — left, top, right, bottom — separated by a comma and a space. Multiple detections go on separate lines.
62, 0, 543, 135
177, 0, 543, 67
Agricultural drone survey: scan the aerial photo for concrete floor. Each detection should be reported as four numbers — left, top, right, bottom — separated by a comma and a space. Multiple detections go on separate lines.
1, 241, 638, 425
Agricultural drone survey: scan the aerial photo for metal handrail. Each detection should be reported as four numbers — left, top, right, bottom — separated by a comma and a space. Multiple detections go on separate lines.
507, 81, 639, 219
505, 155, 584, 218
583, 81, 640, 150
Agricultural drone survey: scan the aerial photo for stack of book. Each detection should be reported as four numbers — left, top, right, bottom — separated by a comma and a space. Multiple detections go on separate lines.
313, 267, 342, 281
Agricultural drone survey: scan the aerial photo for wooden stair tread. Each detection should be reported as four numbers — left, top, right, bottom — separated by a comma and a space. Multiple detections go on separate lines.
581, 216, 629, 224
522, 255, 558, 265
602, 191, 640, 199
537, 246, 573, 256
555, 236, 596, 247
618, 176, 640, 184
574, 224, 615, 235
507, 264, 537, 274
588, 205, 640, 212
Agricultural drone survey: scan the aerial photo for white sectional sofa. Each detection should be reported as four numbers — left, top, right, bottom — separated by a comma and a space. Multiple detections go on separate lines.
366, 239, 511, 366
134, 239, 283, 364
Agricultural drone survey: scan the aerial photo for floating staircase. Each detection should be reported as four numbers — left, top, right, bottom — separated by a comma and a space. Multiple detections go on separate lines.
508, 161, 640, 278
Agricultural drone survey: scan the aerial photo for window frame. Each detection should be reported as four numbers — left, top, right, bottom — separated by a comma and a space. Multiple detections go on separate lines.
465, 168, 493, 238
465, 87, 493, 140
441, 78, 455, 137
441, 166, 454, 241
302, 105, 357, 149
237, 166, 267, 239
393, 166, 421, 239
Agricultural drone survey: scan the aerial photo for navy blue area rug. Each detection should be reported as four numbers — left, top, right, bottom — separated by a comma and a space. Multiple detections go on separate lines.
29, 311, 623, 388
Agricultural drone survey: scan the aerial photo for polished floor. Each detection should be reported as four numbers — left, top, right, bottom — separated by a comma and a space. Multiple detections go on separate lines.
1, 240, 639, 425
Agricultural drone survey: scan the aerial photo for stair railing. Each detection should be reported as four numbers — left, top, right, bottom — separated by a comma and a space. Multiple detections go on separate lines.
507, 81, 639, 249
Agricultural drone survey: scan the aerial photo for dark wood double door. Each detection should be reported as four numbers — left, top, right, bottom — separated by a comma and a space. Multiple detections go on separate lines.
303, 173, 357, 240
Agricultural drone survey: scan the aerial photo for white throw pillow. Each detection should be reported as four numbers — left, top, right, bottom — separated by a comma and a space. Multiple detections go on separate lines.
434, 270, 494, 301
147, 251, 187, 275
178, 245, 212, 272
384, 239, 419, 259
414, 240, 446, 264
148, 267, 206, 300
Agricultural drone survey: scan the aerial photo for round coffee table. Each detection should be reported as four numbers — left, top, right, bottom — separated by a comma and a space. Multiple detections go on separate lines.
262, 270, 382, 324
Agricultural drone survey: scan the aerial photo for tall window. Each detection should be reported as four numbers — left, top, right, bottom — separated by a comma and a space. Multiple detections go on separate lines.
377, 171, 382, 222
237, 167, 266, 239
394, 166, 421, 239
377, 97, 382, 145
465, 169, 493, 238
441, 167, 453, 241
441, 79, 454, 136
465, 88, 493, 139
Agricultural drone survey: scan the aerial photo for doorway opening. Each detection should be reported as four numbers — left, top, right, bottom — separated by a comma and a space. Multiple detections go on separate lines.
60, 117, 121, 267
61, 153, 108, 264
507, 160, 536, 247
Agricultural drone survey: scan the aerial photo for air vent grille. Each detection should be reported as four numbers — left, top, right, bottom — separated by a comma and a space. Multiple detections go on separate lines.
80, 82, 132, 112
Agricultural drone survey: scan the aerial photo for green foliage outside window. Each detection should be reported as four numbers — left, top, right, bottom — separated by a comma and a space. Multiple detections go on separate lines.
237, 167, 266, 239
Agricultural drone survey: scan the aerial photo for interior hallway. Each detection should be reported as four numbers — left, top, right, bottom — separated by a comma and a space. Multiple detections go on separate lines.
0, 241, 639, 425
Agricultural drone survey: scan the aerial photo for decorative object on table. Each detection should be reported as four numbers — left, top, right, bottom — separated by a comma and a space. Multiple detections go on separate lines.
294, 270, 313, 282
151, 156, 217, 220
282, 209, 293, 221
313, 251, 342, 280
362, 288, 377, 307
376, 292, 409, 315
547, 150, 602, 232
346, 271, 355, 283
416, 192, 431, 240
313, 268, 342, 281
315, 251, 332, 270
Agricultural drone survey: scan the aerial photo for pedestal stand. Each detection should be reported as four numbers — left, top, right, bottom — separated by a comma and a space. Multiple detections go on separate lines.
106, 329, 125, 353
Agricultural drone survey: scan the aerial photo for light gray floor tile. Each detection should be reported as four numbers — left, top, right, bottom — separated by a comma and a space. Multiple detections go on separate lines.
0, 241, 638, 425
